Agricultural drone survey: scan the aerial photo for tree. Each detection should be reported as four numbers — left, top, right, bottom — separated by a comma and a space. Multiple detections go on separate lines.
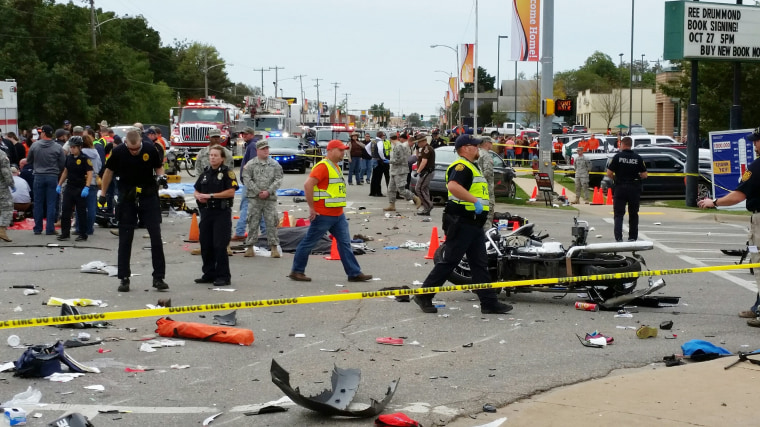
521, 82, 540, 128
369, 103, 391, 127
596, 90, 628, 130
477, 102, 493, 126
462, 66, 496, 95
408, 113, 422, 127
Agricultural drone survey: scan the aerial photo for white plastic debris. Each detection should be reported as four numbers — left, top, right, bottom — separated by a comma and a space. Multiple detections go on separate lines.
211, 288, 236, 292
294, 333, 306, 338
2, 386, 42, 407
80, 260, 118, 276
84, 385, 105, 392
45, 373, 85, 383
170, 364, 190, 369
614, 313, 633, 318
653, 222, 662, 225
139, 343, 156, 353
23, 289, 39, 295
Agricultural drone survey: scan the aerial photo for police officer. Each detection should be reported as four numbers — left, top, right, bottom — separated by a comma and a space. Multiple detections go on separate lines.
430, 129, 446, 149
698, 126, 760, 326
99, 130, 169, 293
56, 136, 92, 242
242, 139, 283, 258
477, 137, 495, 229
413, 135, 513, 315
369, 131, 390, 197
606, 136, 647, 242
193, 146, 239, 286
195, 128, 233, 175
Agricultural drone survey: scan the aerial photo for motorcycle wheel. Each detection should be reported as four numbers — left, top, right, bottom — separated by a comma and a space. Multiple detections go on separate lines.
580, 256, 641, 299
433, 244, 471, 285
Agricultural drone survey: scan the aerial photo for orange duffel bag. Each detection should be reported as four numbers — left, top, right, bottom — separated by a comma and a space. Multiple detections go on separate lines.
155, 317, 254, 346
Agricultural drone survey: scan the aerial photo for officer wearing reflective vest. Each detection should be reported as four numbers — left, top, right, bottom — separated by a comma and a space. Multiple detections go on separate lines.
288, 140, 372, 283
413, 135, 513, 315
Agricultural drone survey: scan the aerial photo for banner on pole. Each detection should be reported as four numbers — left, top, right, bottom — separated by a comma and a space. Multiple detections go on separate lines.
460, 44, 475, 83
448, 77, 459, 101
511, 0, 541, 61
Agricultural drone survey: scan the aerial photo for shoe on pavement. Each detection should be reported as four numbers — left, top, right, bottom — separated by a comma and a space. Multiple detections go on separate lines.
110, 229, 119, 236
118, 278, 130, 292
481, 302, 513, 314
194, 277, 215, 284
75, 235, 87, 242
636, 325, 658, 338
415, 211, 430, 216
347, 273, 372, 282
230, 235, 247, 242
213, 278, 231, 286
413, 295, 438, 313
585, 331, 614, 344
288, 272, 311, 282
270, 245, 281, 258
244, 247, 255, 257
152, 278, 169, 291
191, 248, 201, 255
57, 234, 70, 241
739, 310, 758, 319
748, 318, 760, 328
383, 204, 396, 212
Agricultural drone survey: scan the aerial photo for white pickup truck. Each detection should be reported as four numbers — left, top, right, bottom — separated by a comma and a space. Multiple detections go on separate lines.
482, 122, 523, 138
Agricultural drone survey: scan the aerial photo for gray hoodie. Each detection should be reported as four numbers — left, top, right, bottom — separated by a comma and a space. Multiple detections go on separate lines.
27, 137, 65, 176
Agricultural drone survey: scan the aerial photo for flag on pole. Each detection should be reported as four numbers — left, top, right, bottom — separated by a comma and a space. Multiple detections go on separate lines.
460, 44, 474, 83
511, 0, 541, 61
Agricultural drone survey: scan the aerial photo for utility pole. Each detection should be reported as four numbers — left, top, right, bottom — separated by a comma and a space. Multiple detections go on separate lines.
253, 68, 271, 96
293, 74, 307, 125
203, 54, 208, 98
331, 82, 340, 123
343, 93, 350, 125
314, 78, 322, 126
270, 65, 284, 98
90, 0, 96, 49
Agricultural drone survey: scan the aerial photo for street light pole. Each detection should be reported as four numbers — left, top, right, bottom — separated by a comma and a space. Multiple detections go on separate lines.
431, 44, 460, 126
628, 0, 635, 131
640, 53, 645, 125
497, 35, 508, 116
253, 68, 271, 97
619, 53, 624, 130
203, 57, 228, 98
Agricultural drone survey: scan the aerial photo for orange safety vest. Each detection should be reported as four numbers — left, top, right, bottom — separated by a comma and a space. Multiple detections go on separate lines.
553, 141, 563, 153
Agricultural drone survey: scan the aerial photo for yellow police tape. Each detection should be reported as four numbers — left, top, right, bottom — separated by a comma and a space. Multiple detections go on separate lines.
2, 262, 758, 330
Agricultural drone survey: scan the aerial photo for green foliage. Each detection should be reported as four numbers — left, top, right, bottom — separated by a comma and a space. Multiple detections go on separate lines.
462, 66, 496, 94
0, 0, 241, 128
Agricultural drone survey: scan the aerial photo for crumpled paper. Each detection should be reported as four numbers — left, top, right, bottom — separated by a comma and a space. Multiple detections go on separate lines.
80, 260, 118, 277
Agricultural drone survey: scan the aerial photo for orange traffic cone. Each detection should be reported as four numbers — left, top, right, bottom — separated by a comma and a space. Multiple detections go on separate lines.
186, 213, 199, 242
280, 211, 291, 228
591, 187, 604, 205
324, 235, 341, 260
561, 187, 566, 198
606, 188, 614, 205
530, 186, 538, 199
512, 221, 520, 231
424, 227, 440, 259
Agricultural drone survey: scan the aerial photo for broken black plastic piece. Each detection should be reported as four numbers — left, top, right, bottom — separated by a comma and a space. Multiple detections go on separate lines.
213, 310, 237, 326
47, 412, 94, 427
660, 320, 674, 330
243, 405, 288, 416
270, 359, 399, 418
483, 403, 497, 413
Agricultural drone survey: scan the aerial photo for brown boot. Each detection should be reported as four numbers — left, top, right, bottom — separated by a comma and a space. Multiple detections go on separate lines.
0, 226, 10, 242
413, 196, 422, 209
244, 247, 255, 257
227, 245, 233, 256
270, 245, 281, 258
383, 203, 396, 211
191, 248, 201, 255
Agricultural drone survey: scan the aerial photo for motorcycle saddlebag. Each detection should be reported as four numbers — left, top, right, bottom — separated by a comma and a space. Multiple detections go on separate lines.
155, 317, 254, 346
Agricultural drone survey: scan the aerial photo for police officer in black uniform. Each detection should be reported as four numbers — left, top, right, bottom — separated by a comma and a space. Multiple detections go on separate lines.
698, 126, 760, 326
99, 130, 169, 293
606, 136, 648, 242
429, 129, 446, 149
56, 136, 92, 242
413, 135, 513, 315
193, 146, 239, 286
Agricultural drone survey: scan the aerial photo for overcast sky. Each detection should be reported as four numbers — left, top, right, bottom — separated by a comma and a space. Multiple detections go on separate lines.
82, 0, 742, 117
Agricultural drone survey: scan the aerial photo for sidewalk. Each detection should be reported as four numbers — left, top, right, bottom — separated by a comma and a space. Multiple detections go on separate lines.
448, 357, 759, 426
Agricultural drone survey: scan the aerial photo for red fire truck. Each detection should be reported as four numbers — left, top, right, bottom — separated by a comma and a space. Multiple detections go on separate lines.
170, 98, 241, 154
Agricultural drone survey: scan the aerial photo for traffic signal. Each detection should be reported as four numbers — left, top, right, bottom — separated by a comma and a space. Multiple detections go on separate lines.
402, 114, 406, 120
420, 115, 424, 120
542, 99, 555, 116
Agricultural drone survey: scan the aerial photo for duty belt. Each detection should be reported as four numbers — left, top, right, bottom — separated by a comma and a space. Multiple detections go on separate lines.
199, 199, 231, 210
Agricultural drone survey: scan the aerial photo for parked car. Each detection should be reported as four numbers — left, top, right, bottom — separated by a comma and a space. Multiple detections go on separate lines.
306, 128, 353, 168
570, 125, 588, 133
410, 146, 517, 203
629, 124, 648, 135
266, 137, 308, 173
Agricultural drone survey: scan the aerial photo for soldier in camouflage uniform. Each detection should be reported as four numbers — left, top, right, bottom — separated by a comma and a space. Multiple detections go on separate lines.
477, 137, 496, 229
0, 149, 14, 242
195, 128, 233, 175
383, 134, 421, 211
573, 147, 591, 204
242, 139, 283, 258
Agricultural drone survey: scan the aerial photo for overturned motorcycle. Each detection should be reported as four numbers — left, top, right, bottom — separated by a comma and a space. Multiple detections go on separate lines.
434, 217, 677, 310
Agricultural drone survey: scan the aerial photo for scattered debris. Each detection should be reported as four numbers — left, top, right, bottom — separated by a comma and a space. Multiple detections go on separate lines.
482, 403, 497, 413
83, 385, 105, 392
46, 297, 103, 307
576, 334, 605, 348
80, 260, 118, 276
636, 325, 658, 339
244, 406, 289, 416
4, 408, 26, 426
660, 320, 673, 330
45, 372, 85, 383
376, 337, 404, 346
7, 334, 20, 347
46, 413, 93, 427
375, 412, 421, 426
213, 310, 237, 326
170, 364, 190, 369
14, 341, 100, 377
2, 386, 41, 407
155, 317, 254, 345
270, 359, 399, 417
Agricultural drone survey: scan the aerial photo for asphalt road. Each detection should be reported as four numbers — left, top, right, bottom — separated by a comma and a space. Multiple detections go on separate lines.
0, 170, 756, 427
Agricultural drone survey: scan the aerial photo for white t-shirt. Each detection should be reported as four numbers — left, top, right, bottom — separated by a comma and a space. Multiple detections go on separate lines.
11, 175, 31, 203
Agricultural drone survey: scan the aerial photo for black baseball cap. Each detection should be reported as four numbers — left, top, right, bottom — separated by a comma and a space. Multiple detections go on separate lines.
41, 125, 54, 136
747, 127, 760, 142
454, 134, 479, 149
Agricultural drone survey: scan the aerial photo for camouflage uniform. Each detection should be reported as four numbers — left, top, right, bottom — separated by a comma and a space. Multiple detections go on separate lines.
477, 147, 495, 228
195, 145, 234, 176
242, 156, 283, 248
574, 153, 592, 203
0, 150, 13, 226
387, 142, 414, 204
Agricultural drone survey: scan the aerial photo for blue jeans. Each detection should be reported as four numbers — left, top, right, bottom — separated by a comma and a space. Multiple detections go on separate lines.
505, 149, 515, 166
235, 189, 266, 237
291, 213, 361, 278
33, 174, 58, 234
76, 184, 97, 235
362, 158, 373, 182
348, 157, 362, 184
